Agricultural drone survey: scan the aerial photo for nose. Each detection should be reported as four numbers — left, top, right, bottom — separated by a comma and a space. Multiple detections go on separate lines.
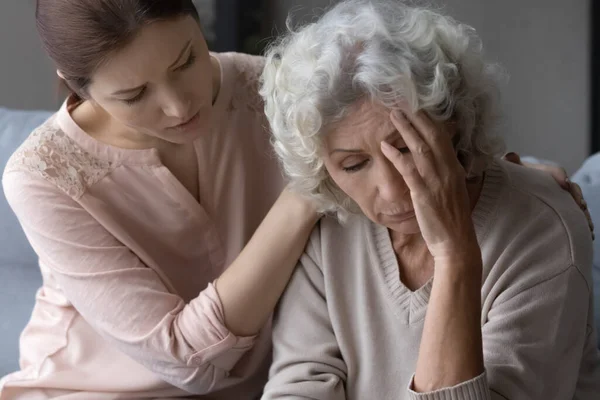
161, 86, 191, 120
376, 159, 408, 202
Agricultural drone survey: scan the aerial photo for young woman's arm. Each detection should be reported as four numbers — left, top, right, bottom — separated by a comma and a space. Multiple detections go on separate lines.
216, 188, 319, 336
3, 171, 316, 395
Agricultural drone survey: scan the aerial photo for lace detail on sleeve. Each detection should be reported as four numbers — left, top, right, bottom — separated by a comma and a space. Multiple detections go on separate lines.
4, 119, 116, 199
228, 53, 266, 114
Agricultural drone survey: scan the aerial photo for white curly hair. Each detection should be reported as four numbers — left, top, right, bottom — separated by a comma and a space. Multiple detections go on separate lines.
260, 0, 505, 216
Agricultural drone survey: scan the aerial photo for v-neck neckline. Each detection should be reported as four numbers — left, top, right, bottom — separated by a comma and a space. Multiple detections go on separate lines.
369, 220, 434, 324
366, 160, 505, 324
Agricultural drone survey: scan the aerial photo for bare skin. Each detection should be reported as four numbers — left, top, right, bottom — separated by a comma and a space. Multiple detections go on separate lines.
380, 108, 485, 391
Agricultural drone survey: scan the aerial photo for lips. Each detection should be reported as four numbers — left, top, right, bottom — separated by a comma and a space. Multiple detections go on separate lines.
169, 111, 200, 131
381, 206, 412, 216
381, 209, 415, 222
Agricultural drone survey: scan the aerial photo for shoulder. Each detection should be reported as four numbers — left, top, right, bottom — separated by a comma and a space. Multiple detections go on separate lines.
488, 160, 593, 289
302, 214, 371, 273
223, 52, 265, 82
214, 52, 265, 113
3, 114, 115, 199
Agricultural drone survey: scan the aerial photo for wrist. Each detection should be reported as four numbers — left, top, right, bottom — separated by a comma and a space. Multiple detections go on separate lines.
278, 188, 320, 225
433, 243, 482, 275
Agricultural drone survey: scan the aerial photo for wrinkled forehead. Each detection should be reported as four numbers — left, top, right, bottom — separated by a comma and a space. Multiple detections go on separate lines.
324, 100, 395, 147
90, 17, 200, 93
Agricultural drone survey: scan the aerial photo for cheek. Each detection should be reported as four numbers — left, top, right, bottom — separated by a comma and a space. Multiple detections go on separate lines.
327, 169, 376, 215
184, 56, 213, 102
107, 103, 161, 130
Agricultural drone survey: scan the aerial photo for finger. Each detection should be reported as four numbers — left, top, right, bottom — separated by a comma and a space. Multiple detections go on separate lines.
547, 167, 569, 190
389, 111, 438, 176
380, 140, 427, 195
568, 181, 584, 204
503, 152, 522, 165
585, 210, 594, 233
521, 162, 570, 190
568, 182, 594, 234
401, 109, 456, 162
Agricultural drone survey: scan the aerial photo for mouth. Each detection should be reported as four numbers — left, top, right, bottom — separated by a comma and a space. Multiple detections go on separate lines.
168, 111, 200, 132
381, 209, 416, 223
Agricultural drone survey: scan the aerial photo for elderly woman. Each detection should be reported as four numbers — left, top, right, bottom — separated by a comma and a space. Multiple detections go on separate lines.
259, 1, 600, 399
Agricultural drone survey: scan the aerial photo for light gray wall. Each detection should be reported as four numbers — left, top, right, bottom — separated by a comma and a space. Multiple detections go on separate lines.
273, 0, 590, 174
0, 1, 62, 111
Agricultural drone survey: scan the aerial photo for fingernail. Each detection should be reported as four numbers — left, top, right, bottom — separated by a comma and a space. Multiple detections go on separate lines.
565, 178, 572, 190
503, 152, 521, 164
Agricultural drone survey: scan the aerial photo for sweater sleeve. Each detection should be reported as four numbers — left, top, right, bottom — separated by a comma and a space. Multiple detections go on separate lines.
3, 170, 256, 395
407, 265, 593, 400
262, 228, 348, 400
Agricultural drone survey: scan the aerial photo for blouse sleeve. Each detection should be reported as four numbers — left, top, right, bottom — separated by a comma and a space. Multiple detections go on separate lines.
3, 170, 256, 395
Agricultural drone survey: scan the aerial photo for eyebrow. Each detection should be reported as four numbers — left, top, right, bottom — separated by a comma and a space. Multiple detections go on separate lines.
110, 40, 192, 96
329, 129, 402, 155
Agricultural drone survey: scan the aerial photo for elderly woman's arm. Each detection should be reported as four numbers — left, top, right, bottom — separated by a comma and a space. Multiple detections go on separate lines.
261, 227, 348, 400
411, 254, 485, 394
407, 258, 595, 399
382, 110, 486, 394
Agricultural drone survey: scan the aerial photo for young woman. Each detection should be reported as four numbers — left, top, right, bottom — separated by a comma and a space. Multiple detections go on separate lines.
0, 1, 317, 399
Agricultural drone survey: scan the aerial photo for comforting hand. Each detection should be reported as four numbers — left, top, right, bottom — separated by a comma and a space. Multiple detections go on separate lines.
503, 152, 594, 239
381, 110, 480, 262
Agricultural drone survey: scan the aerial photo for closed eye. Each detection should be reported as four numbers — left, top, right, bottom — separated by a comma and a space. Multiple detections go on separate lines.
123, 87, 147, 105
342, 160, 369, 173
176, 50, 197, 71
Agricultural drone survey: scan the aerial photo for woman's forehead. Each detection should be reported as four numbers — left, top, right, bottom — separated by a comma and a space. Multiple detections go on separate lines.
327, 101, 395, 142
91, 17, 199, 91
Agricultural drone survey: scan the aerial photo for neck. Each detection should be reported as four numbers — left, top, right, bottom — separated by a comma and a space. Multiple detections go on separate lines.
85, 102, 168, 150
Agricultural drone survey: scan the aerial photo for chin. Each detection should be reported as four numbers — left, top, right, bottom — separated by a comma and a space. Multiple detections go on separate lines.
160, 108, 213, 144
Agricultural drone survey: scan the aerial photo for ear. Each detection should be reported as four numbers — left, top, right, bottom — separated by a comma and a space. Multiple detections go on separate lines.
56, 70, 66, 79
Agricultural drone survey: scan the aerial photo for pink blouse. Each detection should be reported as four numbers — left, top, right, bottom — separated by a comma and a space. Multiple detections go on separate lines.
0, 52, 284, 399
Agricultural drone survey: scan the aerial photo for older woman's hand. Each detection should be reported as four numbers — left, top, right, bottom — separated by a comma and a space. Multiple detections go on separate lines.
381, 110, 480, 263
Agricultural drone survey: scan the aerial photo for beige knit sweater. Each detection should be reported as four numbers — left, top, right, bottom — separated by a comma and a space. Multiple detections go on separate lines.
263, 160, 600, 400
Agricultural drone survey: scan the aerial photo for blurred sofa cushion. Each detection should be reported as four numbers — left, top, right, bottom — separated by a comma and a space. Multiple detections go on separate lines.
573, 153, 600, 348
0, 107, 53, 375
0, 108, 52, 267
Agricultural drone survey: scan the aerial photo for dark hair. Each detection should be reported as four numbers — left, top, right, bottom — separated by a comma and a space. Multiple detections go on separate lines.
36, 0, 200, 99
